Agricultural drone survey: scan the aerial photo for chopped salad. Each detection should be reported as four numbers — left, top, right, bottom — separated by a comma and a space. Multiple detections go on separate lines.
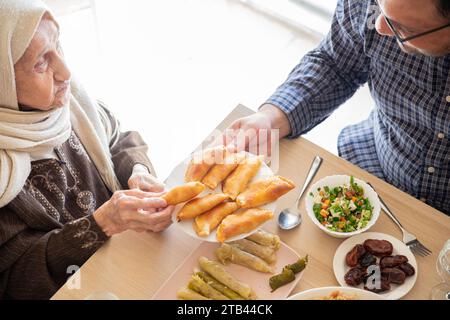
310, 176, 373, 233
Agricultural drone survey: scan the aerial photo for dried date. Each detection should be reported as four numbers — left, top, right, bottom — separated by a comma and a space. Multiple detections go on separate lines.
398, 262, 415, 277
380, 255, 408, 268
359, 252, 377, 268
346, 244, 366, 267
344, 267, 367, 286
381, 267, 406, 284
363, 239, 393, 257
364, 276, 391, 293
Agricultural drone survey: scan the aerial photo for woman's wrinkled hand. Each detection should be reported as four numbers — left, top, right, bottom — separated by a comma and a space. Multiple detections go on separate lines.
128, 164, 165, 192
93, 189, 174, 236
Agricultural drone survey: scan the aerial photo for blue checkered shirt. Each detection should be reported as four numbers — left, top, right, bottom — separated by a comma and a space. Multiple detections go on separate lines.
266, 0, 450, 215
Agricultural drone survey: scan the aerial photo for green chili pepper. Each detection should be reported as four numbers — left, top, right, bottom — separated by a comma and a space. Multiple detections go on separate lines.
285, 255, 308, 274
269, 268, 295, 292
269, 255, 308, 292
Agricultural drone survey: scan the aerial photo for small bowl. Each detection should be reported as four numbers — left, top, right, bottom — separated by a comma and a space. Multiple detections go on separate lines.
287, 286, 384, 300
305, 175, 380, 238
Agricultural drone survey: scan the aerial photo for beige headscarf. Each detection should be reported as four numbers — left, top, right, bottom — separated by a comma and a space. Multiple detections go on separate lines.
0, 0, 121, 208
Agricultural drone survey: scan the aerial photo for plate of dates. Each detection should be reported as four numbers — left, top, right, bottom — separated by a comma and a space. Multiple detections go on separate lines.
333, 232, 417, 300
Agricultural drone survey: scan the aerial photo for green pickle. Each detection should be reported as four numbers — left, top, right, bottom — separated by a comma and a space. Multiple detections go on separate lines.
269, 255, 308, 292
269, 268, 295, 292
285, 255, 308, 274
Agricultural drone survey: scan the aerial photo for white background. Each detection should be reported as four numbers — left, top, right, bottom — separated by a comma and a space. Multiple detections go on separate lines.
47, 0, 373, 180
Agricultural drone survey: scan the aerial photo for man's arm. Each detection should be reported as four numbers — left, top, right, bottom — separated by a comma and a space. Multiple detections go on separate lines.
265, 0, 371, 138
259, 104, 292, 138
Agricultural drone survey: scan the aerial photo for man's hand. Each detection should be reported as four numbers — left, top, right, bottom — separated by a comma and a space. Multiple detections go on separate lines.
216, 104, 291, 156
128, 164, 165, 192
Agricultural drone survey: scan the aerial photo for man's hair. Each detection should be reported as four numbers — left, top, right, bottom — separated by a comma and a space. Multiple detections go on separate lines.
437, 0, 450, 17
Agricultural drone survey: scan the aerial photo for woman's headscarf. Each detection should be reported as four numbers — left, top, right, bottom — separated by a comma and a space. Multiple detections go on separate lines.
0, 0, 121, 208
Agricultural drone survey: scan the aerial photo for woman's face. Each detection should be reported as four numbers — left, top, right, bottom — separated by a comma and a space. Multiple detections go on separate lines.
14, 16, 71, 111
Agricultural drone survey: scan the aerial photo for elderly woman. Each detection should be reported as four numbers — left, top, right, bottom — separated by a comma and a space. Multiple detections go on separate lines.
0, 0, 173, 299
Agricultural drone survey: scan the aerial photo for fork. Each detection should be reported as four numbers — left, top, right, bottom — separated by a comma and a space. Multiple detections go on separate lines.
368, 183, 432, 257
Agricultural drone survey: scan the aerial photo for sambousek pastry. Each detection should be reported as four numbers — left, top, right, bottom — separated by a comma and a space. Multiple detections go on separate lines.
185, 146, 227, 182
177, 193, 230, 221
222, 155, 264, 200
202, 152, 245, 190
193, 201, 239, 237
161, 181, 205, 205
236, 175, 296, 208
216, 208, 274, 243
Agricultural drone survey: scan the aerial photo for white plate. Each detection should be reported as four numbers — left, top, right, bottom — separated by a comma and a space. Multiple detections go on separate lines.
165, 152, 276, 242
152, 239, 304, 300
305, 175, 381, 238
333, 232, 418, 300
288, 286, 383, 300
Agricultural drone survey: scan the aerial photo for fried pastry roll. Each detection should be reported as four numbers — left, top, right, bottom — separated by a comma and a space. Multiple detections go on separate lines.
222, 155, 264, 200
177, 193, 230, 221
202, 152, 245, 190
193, 202, 239, 237
216, 208, 273, 243
215, 243, 273, 273
236, 175, 295, 208
161, 181, 205, 205
185, 146, 227, 182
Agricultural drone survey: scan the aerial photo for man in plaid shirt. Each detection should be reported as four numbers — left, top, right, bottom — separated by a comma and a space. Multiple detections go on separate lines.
226, 0, 450, 215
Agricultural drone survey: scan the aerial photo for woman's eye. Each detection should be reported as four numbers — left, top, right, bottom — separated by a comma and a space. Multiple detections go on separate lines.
35, 59, 48, 71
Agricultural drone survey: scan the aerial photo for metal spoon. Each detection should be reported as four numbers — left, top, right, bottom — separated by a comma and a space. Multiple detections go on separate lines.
278, 155, 323, 230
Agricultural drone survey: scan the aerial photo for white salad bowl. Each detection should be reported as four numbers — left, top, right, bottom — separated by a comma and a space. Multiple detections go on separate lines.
305, 175, 381, 238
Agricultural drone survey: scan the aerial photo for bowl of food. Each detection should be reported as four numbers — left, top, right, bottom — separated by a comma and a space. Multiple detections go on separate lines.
287, 286, 383, 300
305, 175, 380, 238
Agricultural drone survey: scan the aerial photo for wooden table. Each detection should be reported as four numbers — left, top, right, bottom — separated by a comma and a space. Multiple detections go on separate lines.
52, 105, 450, 300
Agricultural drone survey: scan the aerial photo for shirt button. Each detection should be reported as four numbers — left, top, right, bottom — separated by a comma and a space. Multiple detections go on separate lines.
446, 95, 450, 103
427, 166, 435, 174
437, 133, 445, 139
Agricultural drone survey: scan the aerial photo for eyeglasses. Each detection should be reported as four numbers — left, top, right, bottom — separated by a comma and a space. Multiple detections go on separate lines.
376, 0, 450, 43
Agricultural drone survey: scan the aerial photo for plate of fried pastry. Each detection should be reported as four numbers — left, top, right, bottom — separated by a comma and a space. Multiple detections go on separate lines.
163, 146, 296, 242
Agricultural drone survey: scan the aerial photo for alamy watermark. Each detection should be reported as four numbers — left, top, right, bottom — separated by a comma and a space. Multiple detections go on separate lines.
66, 265, 81, 290
367, 4, 382, 30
